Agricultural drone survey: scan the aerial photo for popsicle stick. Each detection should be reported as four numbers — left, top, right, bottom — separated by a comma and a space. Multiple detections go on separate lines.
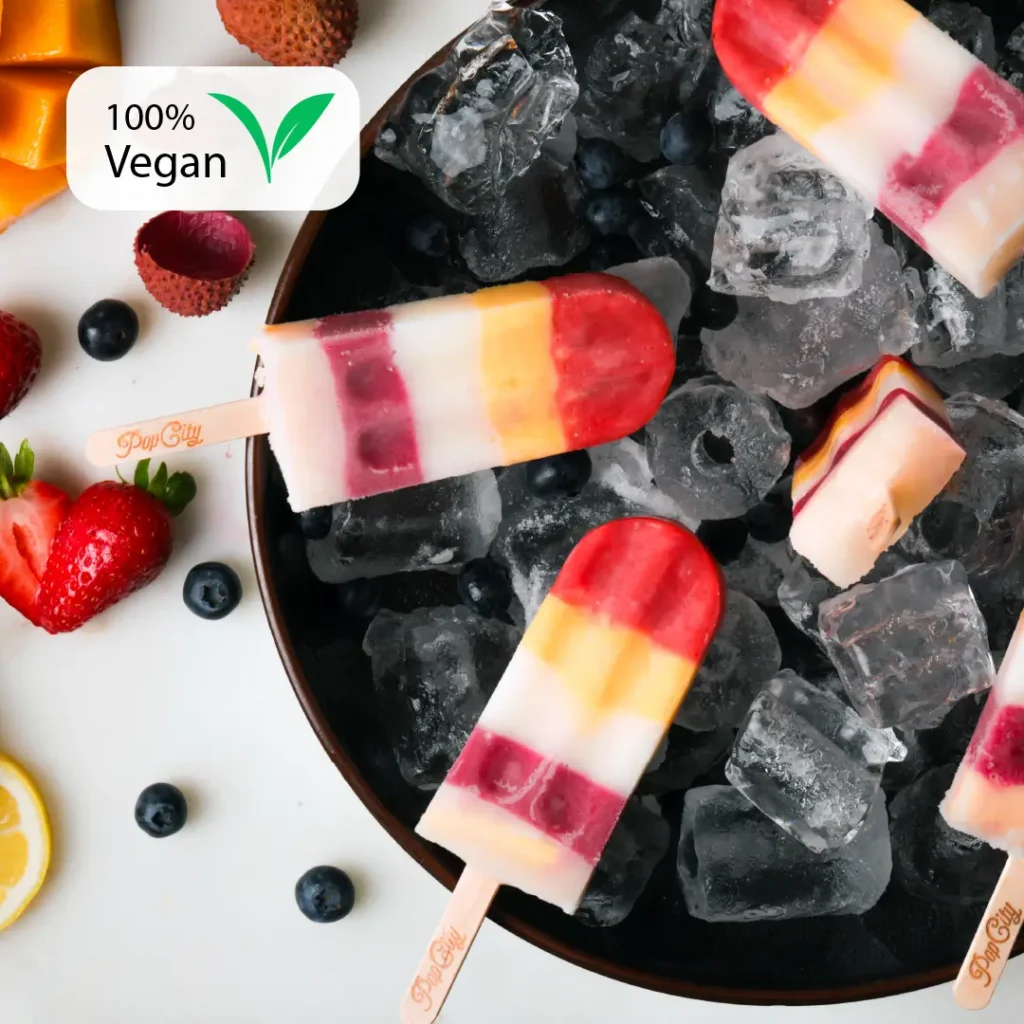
954, 857, 1024, 1010
85, 397, 269, 466
400, 868, 499, 1024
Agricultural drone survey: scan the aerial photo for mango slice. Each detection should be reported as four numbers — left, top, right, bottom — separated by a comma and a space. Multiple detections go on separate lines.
0, 0, 121, 68
0, 69, 76, 167
0, 159, 66, 233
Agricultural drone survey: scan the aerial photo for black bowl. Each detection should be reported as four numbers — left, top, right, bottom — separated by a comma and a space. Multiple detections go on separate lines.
247, 2, 1024, 1005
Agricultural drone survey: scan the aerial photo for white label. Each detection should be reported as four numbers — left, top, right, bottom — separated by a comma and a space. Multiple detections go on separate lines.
67, 66, 361, 211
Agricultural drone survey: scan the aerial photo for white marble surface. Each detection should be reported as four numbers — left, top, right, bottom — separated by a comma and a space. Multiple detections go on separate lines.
0, 1, 1016, 1020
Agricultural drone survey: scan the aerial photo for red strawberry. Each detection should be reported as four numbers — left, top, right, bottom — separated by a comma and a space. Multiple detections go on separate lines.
37, 460, 196, 634
0, 441, 71, 624
0, 312, 42, 419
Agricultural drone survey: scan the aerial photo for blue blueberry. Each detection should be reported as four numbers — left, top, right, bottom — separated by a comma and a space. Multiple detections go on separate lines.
583, 191, 635, 237
78, 299, 139, 362
183, 562, 243, 620
295, 866, 355, 923
690, 285, 739, 331
406, 214, 449, 258
135, 783, 187, 838
337, 578, 382, 618
659, 112, 713, 166
696, 519, 748, 566
525, 450, 593, 498
458, 559, 512, 618
298, 505, 333, 540
575, 138, 628, 190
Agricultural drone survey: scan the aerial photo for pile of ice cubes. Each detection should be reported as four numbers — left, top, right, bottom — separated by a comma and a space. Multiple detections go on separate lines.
297, 0, 1024, 932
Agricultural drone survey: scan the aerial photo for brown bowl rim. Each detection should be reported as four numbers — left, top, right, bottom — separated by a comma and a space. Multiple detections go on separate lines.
244, 21, 1021, 1007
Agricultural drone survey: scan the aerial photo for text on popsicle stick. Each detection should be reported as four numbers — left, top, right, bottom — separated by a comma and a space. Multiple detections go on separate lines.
116, 420, 205, 459
408, 926, 467, 1014
967, 901, 1022, 988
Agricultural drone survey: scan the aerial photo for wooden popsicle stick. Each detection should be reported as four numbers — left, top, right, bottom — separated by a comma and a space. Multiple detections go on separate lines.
400, 868, 499, 1024
954, 857, 1024, 1010
85, 396, 269, 467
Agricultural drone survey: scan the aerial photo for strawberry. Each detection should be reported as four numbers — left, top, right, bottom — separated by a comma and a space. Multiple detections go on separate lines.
37, 460, 196, 635
0, 312, 42, 420
0, 441, 71, 625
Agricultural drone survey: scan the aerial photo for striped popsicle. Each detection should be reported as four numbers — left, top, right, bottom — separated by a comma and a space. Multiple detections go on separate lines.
713, 0, 1024, 297
790, 356, 966, 586
416, 517, 725, 912
85, 271, 676, 512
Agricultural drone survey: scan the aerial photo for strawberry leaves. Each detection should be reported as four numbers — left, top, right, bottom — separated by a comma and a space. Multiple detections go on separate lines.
132, 458, 197, 518
0, 440, 36, 499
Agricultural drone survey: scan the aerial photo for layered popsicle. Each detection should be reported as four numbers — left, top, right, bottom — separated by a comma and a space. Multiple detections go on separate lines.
415, 517, 725, 912
712, 0, 1024, 297
789, 356, 966, 586
87, 270, 677, 512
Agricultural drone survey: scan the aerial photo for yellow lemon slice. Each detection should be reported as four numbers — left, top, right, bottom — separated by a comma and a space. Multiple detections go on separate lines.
0, 754, 50, 931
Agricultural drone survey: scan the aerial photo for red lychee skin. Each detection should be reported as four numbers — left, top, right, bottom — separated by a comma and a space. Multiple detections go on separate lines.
217, 0, 359, 67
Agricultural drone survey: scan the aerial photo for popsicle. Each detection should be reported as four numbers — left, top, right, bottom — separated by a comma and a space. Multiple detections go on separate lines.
403, 517, 724, 1023
789, 356, 966, 587
85, 270, 677, 512
941, 613, 1024, 1009
712, 0, 1024, 298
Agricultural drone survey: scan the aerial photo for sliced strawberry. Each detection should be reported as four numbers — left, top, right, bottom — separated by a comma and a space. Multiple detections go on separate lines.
0, 441, 71, 624
0, 312, 42, 420
37, 459, 196, 634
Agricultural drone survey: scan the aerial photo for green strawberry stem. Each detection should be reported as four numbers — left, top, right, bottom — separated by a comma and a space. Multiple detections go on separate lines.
130, 458, 197, 517
0, 440, 36, 499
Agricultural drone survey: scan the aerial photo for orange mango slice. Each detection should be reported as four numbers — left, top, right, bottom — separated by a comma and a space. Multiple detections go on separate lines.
0, 0, 121, 68
0, 158, 66, 233
0, 69, 76, 167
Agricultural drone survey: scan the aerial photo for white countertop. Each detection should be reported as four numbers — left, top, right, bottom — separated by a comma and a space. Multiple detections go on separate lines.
0, 1, 1016, 1020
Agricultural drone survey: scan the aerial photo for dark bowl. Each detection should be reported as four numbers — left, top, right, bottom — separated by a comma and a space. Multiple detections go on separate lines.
247, 2, 1024, 1006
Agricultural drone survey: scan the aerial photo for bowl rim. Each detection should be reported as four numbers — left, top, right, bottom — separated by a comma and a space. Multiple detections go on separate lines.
244, 17, 1021, 1008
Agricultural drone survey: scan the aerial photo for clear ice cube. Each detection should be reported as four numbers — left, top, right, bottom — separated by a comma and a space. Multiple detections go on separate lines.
675, 591, 782, 731
818, 561, 995, 729
928, 2, 997, 67
633, 165, 721, 274
707, 68, 775, 151
725, 537, 797, 607
998, 23, 1024, 90
306, 471, 502, 584
646, 376, 792, 521
678, 787, 892, 922
726, 671, 907, 852
709, 134, 874, 303
703, 224, 922, 408
363, 606, 520, 790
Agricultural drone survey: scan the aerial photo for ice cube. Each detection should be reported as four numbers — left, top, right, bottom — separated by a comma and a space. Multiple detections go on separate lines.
707, 69, 775, 151
575, 797, 670, 928
363, 606, 520, 790
639, 726, 735, 795
703, 224, 921, 408
632, 165, 721, 274
881, 728, 934, 796
818, 561, 995, 729
606, 256, 693, 339
725, 537, 797, 607
375, 7, 578, 214
891, 764, 1006, 905
998, 23, 1024, 90
458, 153, 589, 282
575, 4, 710, 162
928, 2, 997, 67
646, 377, 791, 521
675, 591, 782, 732
306, 471, 502, 584
726, 671, 907, 851
710, 134, 874, 304
917, 353, 1024, 400
678, 787, 892, 922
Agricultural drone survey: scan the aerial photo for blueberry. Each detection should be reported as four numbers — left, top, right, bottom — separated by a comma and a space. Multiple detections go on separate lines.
406, 214, 449, 258
583, 191, 635, 237
337, 578, 382, 618
78, 299, 139, 362
295, 866, 355, 923
575, 138, 628, 190
135, 783, 187, 838
659, 112, 713, 166
689, 285, 739, 331
525, 450, 593, 498
743, 499, 793, 544
298, 505, 333, 540
696, 519, 748, 566
183, 562, 243, 620
458, 559, 512, 618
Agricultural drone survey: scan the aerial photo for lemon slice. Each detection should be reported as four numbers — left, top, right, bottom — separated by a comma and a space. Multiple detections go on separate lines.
0, 754, 50, 931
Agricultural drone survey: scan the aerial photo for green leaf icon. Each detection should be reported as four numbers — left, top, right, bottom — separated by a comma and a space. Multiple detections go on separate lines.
209, 91, 335, 185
